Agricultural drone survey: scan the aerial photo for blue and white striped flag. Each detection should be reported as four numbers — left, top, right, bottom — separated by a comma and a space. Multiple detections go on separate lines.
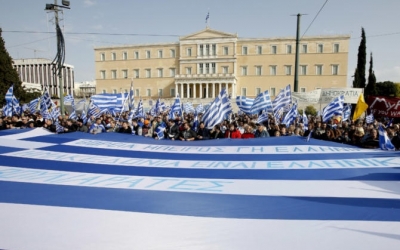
155, 125, 166, 140
273, 85, 292, 113
378, 124, 395, 151
322, 95, 344, 123
343, 104, 352, 121
184, 102, 195, 114
69, 110, 77, 120
303, 110, 309, 131
81, 110, 88, 124
134, 99, 145, 119
5, 85, 13, 102
54, 120, 65, 134
236, 96, 254, 114
282, 102, 298, 127
274, 107, 284, 124
195, 104, 204, 114
257, 112, 269, 124
192, 110, 199, 131
366, 113, 375, 124
88, 102, 102, 118
28, 98, 40, 114
169, 95, 182, 119
3, 103, 12, 117
202, 88, 232, 128
251, 91, 273, 114
64, 95, 74, 105
129, 82, 135, 111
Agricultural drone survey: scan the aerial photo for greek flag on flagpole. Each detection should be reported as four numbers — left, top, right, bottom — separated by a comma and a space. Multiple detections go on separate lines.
5, 85, 14, 102
129, 82, 135, 111
28, 98, 40, 114
366, 113, 375, 124
81, 110, 88, 124
343, 103, 352, 121
64, 95, 74, 105
306, 130, 313, 142
378, 124, 395, 151
88, 101, 102, 118
184, 102, 195, 114
134, 99, 145, 119
169, 95, 182, 119
272, 85, 292, 113
54, 120, 65, 134
274, 107, 284, 124
282, 102, 298, 127
205, 12, 209, 22
303, 110, 309, 131
251, 90, 273, 114
155, 125, 166, 140
236, 96, 254, 114
192, 110, 199, 131
322, 95, 344, 123
257, 112, 269, 124
202, 88, 232, 128
195, 104, 204, 113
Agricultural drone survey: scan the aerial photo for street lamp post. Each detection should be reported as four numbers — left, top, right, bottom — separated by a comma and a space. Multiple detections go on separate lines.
45, 0, 70, 116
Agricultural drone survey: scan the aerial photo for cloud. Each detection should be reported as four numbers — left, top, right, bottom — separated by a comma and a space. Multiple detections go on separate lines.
84, 0, 96, 7
375, 66, 400, 83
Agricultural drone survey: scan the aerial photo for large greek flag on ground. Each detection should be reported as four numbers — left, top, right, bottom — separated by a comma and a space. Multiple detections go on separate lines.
0, 128, 399, 250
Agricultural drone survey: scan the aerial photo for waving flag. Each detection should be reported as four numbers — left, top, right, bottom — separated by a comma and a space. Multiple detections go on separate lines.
28, 98, 40, 114
353, 94, 368, 121
257, 112, 269, 124
251, 90, 273, 114
282, 102, 298, 127
236, 96, 254, 114
322, 95, 344, 123
129, 82, 135, 111
155, 125, 166, 139
64, 95, 74, 105
169, 95, 182, 119
366, 113, 374, 124
88, 101, 102, 118
195, 104, 204, 114
303, 110, 309, 131
192, 110, 199, 131
184, 102, 195, 114
134, 99, 145, 119
378, 124, 395, 151
5, 85, 13, 102
343, 103, 352, 121
202, 88, 232, 128
273, 85, 292, 113
81, 110, 88, 124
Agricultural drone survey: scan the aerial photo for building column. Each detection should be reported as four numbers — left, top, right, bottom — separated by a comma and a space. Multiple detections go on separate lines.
200, 83, 203, 98
180, 83, 183, 98
206, 83, 209, 98
212, 83, 216, 98
193, 83, 197, 99
175, 83, 178, 97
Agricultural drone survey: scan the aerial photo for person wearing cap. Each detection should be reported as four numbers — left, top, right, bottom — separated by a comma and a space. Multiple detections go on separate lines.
142, 119, 151, 136
224, 123, 242, 139
254, 123, 270, 138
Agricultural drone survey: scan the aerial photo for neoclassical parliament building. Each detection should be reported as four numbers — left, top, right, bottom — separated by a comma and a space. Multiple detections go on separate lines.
94, 28, 350, 99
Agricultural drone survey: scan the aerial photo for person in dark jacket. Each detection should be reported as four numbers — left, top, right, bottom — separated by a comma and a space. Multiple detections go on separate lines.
165, 119, 180, 140
179, 122, 197, 141
196, 122, 210, 140
210, 125, 224, 139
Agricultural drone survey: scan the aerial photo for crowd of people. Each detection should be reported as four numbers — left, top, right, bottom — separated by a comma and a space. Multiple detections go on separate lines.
1, 109, 399, 150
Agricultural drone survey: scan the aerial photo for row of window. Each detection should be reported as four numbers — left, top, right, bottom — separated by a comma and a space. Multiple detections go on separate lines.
240, 64, 340, 76
100, 49, 176, 61
99, 43, 340, 61
100, 64, 339, 80
102, 86, 313, 98
241, 43, 340, 55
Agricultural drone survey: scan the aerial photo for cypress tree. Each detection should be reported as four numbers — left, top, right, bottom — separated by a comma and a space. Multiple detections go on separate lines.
0, 27, 29, 106
352, 28, 367, 89
365, 52, 377, 98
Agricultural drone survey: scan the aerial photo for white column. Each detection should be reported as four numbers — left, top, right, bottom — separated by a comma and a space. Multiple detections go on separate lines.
180, 83, 183, 98
212, 83, 216, 98
193, 83, 197, 99
200, 83, 203, 98
175, 83, 177, 97
206, 83, 209, 98
186, 84, 189, 99
219, 83, 222, 94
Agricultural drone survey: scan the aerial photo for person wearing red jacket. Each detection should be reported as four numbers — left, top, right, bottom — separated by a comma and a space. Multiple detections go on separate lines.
225, 123, 242, 139
241, 125, 255, 139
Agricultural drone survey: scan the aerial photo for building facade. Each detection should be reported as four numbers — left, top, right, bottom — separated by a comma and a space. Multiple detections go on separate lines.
94, 28, 350, 99
13, 58, 75, 97
74, 81, 96, 98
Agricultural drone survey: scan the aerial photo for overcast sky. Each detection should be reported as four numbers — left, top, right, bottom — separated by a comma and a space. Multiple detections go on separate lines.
1, 0, 399, 85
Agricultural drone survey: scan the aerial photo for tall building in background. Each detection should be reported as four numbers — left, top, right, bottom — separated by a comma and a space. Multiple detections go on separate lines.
94, 28, 350, 99
13, 58, 75, 97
